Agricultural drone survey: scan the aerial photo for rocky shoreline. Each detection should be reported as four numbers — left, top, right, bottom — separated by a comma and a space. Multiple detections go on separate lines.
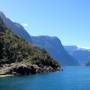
0, 63, 60, 77
0, 19, 61, 77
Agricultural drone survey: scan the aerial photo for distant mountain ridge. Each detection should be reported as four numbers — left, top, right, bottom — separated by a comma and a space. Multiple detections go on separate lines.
0, 11, 79, 66
31, 36, 79, 66
64, 45, 90, 65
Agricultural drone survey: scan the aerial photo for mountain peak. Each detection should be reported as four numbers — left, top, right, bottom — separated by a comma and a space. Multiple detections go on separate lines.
0, 11, 32, 43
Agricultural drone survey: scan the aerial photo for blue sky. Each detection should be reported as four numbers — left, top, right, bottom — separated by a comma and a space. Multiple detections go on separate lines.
0, 0, 90, 48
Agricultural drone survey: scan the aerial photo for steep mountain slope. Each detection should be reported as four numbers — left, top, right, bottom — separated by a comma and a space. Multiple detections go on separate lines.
0, 11, 79, 66
31, 36, 79, 66
0, 18, 60, 73
0, 11, 32, 43
64, 46, 90, 65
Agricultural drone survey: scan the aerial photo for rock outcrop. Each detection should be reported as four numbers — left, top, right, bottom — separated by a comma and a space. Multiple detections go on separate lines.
0, 18, 60, 76
0, 64, 60, 75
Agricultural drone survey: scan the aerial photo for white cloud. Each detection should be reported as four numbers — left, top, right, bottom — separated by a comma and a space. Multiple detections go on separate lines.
21, 23, 31, 34
10, 18, 15, 22
77, 45, 90, 50
22, 23, 31, 30
81, 46, 90, 50
23, 23, 29, 27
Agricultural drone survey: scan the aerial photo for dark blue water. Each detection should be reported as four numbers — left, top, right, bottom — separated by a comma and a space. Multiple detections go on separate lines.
0, 66, 90, 90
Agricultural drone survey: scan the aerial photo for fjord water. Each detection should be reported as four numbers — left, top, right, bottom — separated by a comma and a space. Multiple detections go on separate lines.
0, 67, 90, 90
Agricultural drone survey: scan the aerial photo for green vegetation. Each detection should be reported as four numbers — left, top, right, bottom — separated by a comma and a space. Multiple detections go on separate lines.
0, 19, 60, 70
